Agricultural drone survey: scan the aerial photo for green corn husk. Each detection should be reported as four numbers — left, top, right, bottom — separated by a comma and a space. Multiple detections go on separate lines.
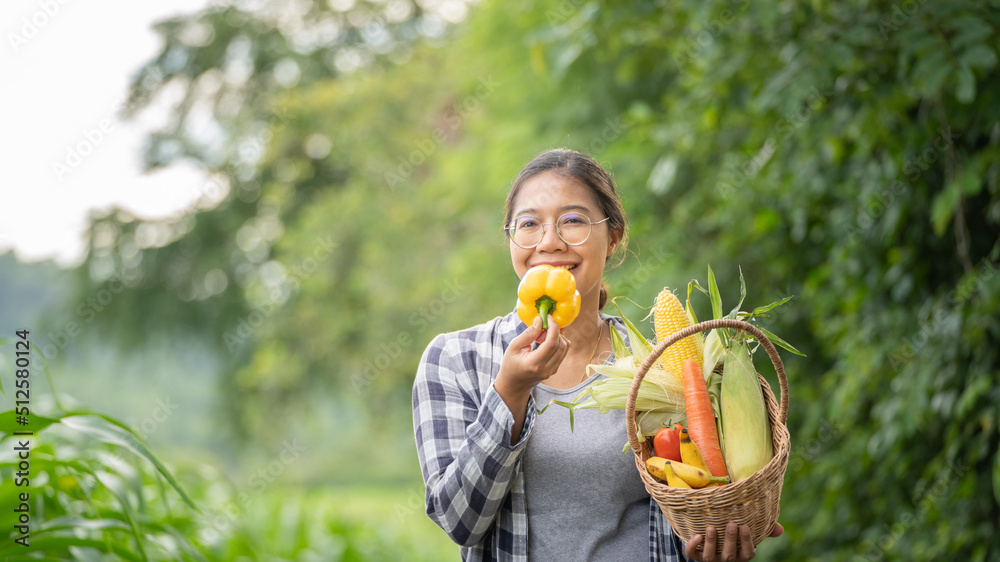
720, 338, 773, 482
702, 329, 725, 380
549, 356, 686, 436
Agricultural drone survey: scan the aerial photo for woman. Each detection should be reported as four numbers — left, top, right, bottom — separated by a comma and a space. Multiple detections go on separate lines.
412, 148, 781, 561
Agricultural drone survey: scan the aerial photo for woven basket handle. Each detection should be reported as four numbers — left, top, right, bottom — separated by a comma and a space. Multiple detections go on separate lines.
625, 319, 789, 455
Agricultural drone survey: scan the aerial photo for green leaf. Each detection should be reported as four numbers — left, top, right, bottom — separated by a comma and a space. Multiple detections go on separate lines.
949, 17, 994, 51
0, 536, 144, 561
703, 329, 726, 380
930, 184, 961, 236
707, 264, 723, 320
690, 279, 709, 297
586, 357, 640, 379
686, 280, 699, 324
58, 415, 199, 512
957, 162, 983, 197
94, 471, 149, 562
958, 44, 998, 70
32, 345, 66, 412
914, 49, 952, 96
751, 296, 794, 316
756, 325, 807, 357
727, 266, 747, 319
647, 155, 679, 195
36, 515, 132, 533
612, 299, 652, 360
546, 400, 578, 431
706, 367, 725, 458
955, 64, 976, 104
0, 410, 62, 435
609, 320, 631, 360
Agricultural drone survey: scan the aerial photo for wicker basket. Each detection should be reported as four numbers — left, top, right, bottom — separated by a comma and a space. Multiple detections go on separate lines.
625, 319, 790, 555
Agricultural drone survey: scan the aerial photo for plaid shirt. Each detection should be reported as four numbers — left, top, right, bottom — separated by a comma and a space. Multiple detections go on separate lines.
412, 311, 690, 561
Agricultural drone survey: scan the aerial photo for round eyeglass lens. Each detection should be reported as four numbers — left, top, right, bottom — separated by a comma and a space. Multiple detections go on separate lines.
508, 213, 595, 248
556, 213, 592, 244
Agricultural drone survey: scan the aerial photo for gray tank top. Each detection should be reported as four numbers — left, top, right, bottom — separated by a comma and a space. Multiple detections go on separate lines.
523, 353, 650, 560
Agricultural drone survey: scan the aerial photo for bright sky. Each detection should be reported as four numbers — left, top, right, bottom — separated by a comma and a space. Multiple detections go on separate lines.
0, 0, 215, 267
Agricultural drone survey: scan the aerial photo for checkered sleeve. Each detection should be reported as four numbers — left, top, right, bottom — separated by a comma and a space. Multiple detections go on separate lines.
412, 330, 535, 549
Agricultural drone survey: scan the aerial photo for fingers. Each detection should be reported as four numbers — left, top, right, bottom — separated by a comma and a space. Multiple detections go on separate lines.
684, 532, 704, 560
700, 525, 718, 561
686, 523, 761, 562
738, 524, 755, 559
770, 522, 784, 537
537, 319, 570, 379
719, 522, 738, 560
506, 316, 570, 380
510, 316, 544, 349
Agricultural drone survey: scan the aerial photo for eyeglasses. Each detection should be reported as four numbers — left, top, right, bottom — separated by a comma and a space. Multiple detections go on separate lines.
504, 212, 610, 249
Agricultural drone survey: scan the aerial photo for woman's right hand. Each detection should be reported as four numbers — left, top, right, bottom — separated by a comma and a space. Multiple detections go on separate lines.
499, 316, 570, 390
494, 316, 570, 444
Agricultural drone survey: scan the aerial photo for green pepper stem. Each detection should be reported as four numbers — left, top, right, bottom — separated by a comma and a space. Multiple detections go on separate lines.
536, 296, 555, 330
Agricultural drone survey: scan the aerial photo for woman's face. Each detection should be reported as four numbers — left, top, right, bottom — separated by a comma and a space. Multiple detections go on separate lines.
508, 170, 620, 311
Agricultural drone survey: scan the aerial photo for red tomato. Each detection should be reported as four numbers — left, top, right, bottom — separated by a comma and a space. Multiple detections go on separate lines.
653, 425, 682, 462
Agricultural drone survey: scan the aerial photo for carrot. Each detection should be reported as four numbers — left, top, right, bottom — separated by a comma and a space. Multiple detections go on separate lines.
682, 358, 728, 478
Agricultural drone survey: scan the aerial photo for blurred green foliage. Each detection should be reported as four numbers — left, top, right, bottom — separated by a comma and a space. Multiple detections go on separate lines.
54, 0, 1000, 559
0, 409, 454, 561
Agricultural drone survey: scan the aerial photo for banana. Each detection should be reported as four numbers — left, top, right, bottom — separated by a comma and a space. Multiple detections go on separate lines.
668, 460, 729, 488
678, 428, 711, 473
646, 457, 691, 488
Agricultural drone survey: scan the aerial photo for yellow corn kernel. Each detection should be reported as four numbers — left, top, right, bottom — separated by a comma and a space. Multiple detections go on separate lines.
654, 288, 703, 384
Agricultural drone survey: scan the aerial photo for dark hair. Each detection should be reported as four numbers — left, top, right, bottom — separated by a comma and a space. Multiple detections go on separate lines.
503, 148, 629, 310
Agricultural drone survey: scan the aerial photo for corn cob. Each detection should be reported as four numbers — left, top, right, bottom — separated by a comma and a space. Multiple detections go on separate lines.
720, 339, 773, 482
653, 288, 703, 385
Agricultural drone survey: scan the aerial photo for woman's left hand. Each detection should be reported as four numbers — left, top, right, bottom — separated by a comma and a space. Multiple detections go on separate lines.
684, 522, 783, 561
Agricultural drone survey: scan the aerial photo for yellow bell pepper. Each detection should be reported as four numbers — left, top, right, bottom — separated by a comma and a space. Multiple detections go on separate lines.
515, 265, 582, 330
